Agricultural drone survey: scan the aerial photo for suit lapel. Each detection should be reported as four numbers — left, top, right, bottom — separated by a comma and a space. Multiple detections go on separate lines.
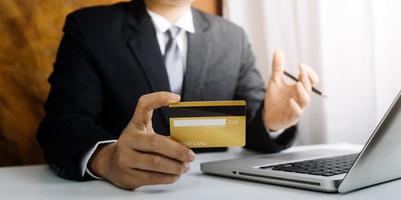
127, 24, 171, 93
183, 9, 212, 101
126, 2, 170, 93
126, 1, 171, 124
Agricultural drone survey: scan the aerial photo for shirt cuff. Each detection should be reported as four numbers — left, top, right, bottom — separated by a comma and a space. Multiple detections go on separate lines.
80, 140, 118, 179
267, 129, 285, 139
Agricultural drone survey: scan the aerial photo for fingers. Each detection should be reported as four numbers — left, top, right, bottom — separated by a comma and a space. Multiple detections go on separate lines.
275, 86, 308, 129
292, 64, 317, 111
300, 64, 319, 86
298, 66, 312, 93
130, 150, 190, 175
132, 92, 181, 129
131, 133, 195, 163
271, 50, 285, 82
285, 98, 303, 126
295, 82, 311, 108
289, 99, 303, 118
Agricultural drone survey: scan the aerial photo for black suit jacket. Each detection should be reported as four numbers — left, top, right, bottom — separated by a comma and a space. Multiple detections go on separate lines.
37, 0, 297, 181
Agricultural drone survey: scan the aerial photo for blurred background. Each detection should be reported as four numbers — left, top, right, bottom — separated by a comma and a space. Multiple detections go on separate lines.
0, 0, 400, 167
224, 0, 401, 145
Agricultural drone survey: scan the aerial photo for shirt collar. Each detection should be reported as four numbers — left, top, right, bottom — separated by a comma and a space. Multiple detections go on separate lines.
147, 9, 195, 34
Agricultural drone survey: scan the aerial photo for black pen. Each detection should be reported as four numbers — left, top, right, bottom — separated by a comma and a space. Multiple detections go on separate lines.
284, 70, 327, 98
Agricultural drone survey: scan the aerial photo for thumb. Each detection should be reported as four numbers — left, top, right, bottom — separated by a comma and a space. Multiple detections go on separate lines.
132, 92, 180, 130
271, 50, 284, 82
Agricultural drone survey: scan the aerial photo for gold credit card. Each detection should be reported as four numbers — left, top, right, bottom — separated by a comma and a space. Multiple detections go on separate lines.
168, 100, 246, 148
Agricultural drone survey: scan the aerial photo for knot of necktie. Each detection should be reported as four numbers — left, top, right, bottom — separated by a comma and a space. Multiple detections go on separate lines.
166, 26, 181, 40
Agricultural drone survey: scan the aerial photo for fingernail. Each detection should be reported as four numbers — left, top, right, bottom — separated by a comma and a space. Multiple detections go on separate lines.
184, 162, 190, 170
187, 149, 196, 161
182, 163, 190, 173
171, 94, 181, 101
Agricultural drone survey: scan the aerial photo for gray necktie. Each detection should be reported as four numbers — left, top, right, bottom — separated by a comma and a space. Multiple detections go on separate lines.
164, 26, 184, 95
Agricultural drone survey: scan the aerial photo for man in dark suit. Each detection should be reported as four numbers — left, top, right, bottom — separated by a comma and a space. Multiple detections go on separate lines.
37, 0, 319, 190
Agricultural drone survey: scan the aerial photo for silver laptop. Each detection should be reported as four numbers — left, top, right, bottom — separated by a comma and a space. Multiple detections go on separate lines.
201, 90, 401, 193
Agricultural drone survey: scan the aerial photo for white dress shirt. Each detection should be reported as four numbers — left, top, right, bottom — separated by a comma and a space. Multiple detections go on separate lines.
80, 8, 283, 179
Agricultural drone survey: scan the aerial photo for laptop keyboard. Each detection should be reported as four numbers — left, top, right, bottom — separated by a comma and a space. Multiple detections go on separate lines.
260, 154, 359, 177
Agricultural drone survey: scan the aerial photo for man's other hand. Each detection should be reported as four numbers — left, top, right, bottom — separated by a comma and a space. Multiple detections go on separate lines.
264, 50, 319, 131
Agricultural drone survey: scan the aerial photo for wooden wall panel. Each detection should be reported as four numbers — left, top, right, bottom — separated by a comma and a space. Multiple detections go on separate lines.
193, 0, 222, 15
0, 0, 222, 166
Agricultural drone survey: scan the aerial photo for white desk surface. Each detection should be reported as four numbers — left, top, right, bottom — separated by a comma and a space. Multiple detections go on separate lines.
1, 143, 400, 200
